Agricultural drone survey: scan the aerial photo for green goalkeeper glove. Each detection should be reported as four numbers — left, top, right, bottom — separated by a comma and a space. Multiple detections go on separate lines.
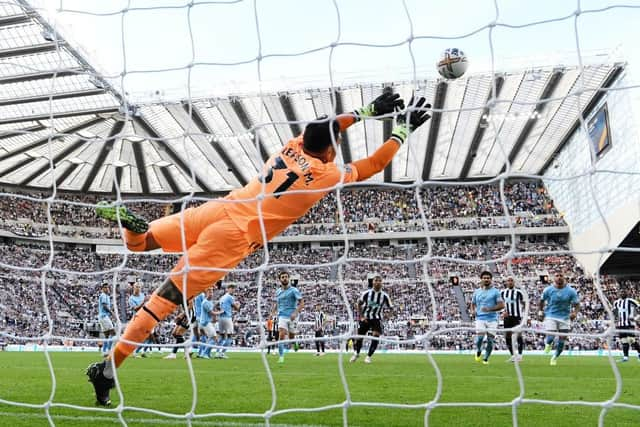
391, 96, 431, 144
354, 90, 405, 120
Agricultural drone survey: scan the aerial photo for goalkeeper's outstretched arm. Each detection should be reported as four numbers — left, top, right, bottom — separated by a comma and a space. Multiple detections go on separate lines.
351, 96, 431, 182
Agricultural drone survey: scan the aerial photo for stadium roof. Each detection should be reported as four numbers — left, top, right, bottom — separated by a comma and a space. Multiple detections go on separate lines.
0, 1, 626, 195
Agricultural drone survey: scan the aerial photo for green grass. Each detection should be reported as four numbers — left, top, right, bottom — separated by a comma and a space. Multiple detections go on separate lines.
0, 352, 639, 426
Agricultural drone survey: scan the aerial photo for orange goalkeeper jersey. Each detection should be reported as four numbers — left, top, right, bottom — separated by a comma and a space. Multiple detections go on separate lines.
223, 135, 358, 245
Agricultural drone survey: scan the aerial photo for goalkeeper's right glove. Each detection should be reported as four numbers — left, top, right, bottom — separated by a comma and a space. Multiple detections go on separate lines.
354, 90, 405, 120
391, 96, 431, 144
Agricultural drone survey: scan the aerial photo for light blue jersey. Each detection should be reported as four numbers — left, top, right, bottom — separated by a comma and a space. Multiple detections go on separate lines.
219, 293, 235, 318
194, 292, 205, 321
98, 293, 111, 319
276, 286, 302, 318
199, 299, 214, 326
472, 286, 503, 321
542, 285, 579, 321
128, 293, 145, 313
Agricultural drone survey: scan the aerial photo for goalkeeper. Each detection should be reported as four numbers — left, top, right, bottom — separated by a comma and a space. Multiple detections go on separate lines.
86, 91, 431, 406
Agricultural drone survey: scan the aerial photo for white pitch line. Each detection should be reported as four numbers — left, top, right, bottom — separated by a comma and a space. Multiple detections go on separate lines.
0, 411, 342, 427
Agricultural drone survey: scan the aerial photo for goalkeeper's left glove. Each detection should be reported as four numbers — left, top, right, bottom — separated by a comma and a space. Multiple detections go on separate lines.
391, 96, 431, 144
354, 90, 404, 120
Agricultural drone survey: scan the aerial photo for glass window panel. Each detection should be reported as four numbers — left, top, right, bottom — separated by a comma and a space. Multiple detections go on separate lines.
193, 102, 259, 179
0, 93, 118, 121
241, 96, 282, 156
440, 75, 493, 179
262, 94, 294, 142
0, 74, 95, 101
0, 23, 48, 50
429, 77, 466, 179
4, 157, 47, 183
0, 50, 78, 77
521, 65, 614, 173
59, 162, 90, 190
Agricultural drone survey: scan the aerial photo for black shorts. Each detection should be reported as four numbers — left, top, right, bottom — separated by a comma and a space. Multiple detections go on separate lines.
175, 313, 190, 329
503, 316, 522, 330
358, 319, 382, 335
315, 330, 324, 338
619, 326, 636, 339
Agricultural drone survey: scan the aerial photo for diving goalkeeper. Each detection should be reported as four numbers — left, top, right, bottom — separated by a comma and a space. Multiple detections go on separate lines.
86, 91, 431, 406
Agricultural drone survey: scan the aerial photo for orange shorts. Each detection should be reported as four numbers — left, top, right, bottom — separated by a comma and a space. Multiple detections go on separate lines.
149, 201, 253, 300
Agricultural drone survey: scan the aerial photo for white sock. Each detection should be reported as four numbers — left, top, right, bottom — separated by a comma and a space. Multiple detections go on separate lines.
103, 362, 114, 379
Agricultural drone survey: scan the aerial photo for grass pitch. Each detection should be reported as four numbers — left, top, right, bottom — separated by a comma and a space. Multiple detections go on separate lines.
0, 351, 639, 426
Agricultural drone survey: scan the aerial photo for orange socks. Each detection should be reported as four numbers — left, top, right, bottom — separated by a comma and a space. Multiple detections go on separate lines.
124, 229, 147, 251
112, 293, 178, 368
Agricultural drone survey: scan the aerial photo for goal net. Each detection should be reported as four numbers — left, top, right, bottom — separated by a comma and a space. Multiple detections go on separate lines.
0, 0, 639, 426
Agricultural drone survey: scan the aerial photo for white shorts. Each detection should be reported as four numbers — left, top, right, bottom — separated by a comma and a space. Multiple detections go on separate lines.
544, 318, 570, 332
475, 320, 498, 335
278, 316, 297, 333
99, 317, 114, 332
200, 322, 217, 338
217, 317, 234, 334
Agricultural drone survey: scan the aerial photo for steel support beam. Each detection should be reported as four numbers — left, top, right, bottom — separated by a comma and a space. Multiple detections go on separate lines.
459, 76, 505, 179
421, 81, 448, 181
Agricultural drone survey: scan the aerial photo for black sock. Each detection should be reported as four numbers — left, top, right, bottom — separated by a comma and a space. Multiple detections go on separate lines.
355, 339, 363, 355
320, 340, 325, 353
367, 339, 379, 357
517, 335, 524, 355
315, 340, 321, 353
505, 333, 513, 356
173, 336, 185, 354
623, 342, 630, 357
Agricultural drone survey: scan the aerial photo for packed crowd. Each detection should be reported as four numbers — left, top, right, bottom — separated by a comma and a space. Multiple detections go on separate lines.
0, 181, 565, 241
1, 237, 635, 352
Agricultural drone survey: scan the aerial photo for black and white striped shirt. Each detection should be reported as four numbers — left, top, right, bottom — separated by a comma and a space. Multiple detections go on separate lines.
613, 298, 639, 328
500, 288, 526, 318
314, 311, 325, 331
358, 289, 392, 320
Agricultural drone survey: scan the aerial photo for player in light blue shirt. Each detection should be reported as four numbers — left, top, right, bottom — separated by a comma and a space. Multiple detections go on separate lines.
197, 287, 219, 359
192, 290, 207, 351
97, 283, 115, 355
470, 271, 504, 364
539, 272, 580, 365
275, 271, 304, 364
215, 284, 241, 359
128, 283, 148, 358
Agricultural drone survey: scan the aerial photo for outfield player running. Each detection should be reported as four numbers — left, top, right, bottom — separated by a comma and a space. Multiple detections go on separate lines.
86, 92, 431, 406
314, 304, 326, 356
500, 277, 527, 362
613, 287, 640, 363
128, 283, 149, 358
98, 283, 116, 357
350, 274, 392, 364
539, 272, 580, 366
215, 284, 240, 359
471, 271, 505, 365
276, 271, 304, 365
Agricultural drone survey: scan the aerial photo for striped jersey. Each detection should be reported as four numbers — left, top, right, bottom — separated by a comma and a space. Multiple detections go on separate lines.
500, 288, 526, 318
613, 297, 639, 328
358, 289, 392, 320
314, 311, 325, 331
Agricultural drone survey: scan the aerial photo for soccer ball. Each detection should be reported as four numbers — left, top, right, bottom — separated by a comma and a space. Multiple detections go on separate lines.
437, 48, 468, 80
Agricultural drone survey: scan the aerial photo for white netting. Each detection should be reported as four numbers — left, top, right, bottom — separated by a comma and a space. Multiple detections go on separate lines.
1, 0, 640, 426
